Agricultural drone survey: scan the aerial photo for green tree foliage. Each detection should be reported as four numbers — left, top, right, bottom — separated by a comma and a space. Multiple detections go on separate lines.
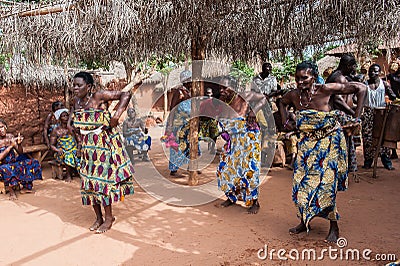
272, 56, 301, 83
78, 58, 110, 71
0, 53, 11, 71
137, 54, 186, 75
230, 60, 255, 90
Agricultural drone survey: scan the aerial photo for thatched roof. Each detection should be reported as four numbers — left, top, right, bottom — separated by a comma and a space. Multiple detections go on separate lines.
0, 0, 399, 87
317, 55, 340, 74
325, 43, 358, 56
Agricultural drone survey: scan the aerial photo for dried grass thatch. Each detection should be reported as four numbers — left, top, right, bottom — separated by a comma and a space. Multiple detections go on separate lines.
0, 0, 399, 87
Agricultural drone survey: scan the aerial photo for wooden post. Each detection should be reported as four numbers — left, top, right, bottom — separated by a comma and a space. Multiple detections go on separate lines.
372, 105, 390, 178
63, 60, 70, 109
188, 35, 206, 186
163, 73, 169, 122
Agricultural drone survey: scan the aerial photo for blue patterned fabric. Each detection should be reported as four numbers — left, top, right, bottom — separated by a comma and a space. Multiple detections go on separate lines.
217, 118, 261, 206
293, 109, 348, 230
0, 146, 42, 189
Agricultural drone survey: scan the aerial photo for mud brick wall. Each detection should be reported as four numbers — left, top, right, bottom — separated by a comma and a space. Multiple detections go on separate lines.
0, 84, 64, 145
0, 80, 128, 146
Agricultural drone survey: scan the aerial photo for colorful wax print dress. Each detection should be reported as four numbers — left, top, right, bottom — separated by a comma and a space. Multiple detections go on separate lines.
199, 98, 221, 141
55, 134, 81, 169
217, 118, 261, 206
125, 128, 151, 152
168, 100, 191, 172
73, 108, 135, 206
293, 109, 348, 230
0, 146, 42, 189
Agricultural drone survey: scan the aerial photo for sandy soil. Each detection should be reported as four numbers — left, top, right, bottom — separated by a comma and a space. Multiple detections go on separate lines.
1, 126, 399, 266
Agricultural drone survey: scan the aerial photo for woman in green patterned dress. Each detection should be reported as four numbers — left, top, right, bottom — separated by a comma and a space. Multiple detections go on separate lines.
71, 71, 134, 234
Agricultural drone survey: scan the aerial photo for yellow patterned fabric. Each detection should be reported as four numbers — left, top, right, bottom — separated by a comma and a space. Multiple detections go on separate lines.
55, 134, 80, 169
293, 109, 348, 230
73, 108, 135, 206
217, 118, 261, 206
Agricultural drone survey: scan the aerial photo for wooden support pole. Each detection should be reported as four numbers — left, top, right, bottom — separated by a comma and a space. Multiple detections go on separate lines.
372, 105, 390, 178
188, 34, 206, 186
19, 4, 75, 17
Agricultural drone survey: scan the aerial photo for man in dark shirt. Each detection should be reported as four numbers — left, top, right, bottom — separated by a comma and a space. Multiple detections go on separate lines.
386, 56, 400, 98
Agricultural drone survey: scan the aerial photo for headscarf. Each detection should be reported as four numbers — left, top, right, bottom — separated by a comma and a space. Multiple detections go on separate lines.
54, 108, 69, 120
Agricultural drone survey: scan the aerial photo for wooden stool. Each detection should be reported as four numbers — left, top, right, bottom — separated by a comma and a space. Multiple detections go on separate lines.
49, 160, 64, 180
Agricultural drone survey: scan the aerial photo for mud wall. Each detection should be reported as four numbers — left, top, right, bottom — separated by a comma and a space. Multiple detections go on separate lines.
0, 78, 165, 146
0, 84, 64, 145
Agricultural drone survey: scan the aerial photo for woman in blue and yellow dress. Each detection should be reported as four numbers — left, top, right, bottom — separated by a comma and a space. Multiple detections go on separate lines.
163, 80, 192, 177
50, 108, 81, 182
217, 76, 267, 214
71, 71, 134, 234
0, 119, 42, 200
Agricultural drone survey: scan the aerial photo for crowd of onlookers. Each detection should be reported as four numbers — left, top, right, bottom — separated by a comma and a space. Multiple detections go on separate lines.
1, 54, 399, 203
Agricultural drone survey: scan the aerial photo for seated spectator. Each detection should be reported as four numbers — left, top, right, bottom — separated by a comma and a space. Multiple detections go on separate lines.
43, 101, 65, 149
0, 118, 42, 200
123, 108, 151, 163
50, 109, 81, 182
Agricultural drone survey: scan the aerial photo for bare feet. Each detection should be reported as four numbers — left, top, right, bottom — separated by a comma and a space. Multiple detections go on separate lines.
325, 221, 339, 243
289, 221, 308, 234
8, 188, 17, 200
95, 217, 115, 234
64, 176, 72, 183
89, 219, 103, 231
220, 199, 234, 207
248, 200, 260, 214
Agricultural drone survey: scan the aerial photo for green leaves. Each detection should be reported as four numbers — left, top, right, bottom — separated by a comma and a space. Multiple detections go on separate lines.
230, 60, 255, 89
272, 56, 300, 83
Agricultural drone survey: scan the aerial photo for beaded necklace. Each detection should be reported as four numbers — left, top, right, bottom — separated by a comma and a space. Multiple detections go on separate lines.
78, 93, 92, 108
226, 93, 237, 105
298, 84, 317, 107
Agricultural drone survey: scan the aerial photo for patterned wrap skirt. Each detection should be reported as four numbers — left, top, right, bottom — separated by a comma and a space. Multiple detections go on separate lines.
293, 109, 348, 230
217, 118, 261, 206
55, 134, 81, 169
0, 146, 42, 188
73, 108, 135, 206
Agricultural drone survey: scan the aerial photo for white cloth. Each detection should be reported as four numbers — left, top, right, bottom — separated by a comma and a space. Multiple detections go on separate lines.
251, 74, 278, 95
79, 126, 104, 135
54, 108, 69, 120
365, 79, 386, 108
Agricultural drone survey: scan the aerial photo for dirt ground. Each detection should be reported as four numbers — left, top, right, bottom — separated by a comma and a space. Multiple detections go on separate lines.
1, 126, 399, 266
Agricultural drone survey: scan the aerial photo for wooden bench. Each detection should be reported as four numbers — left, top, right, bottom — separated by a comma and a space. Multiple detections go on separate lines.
23, 144, 66, 179
23, 144, 49, 164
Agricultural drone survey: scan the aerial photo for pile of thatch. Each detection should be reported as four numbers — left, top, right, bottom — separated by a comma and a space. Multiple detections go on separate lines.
0, 0, 399, 87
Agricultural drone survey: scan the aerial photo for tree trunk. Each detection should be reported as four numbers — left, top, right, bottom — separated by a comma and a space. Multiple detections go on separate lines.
188, 35, 206, 186
123, 61, 134, 83
163, 73, 169, 122
63, 60, 70, 109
